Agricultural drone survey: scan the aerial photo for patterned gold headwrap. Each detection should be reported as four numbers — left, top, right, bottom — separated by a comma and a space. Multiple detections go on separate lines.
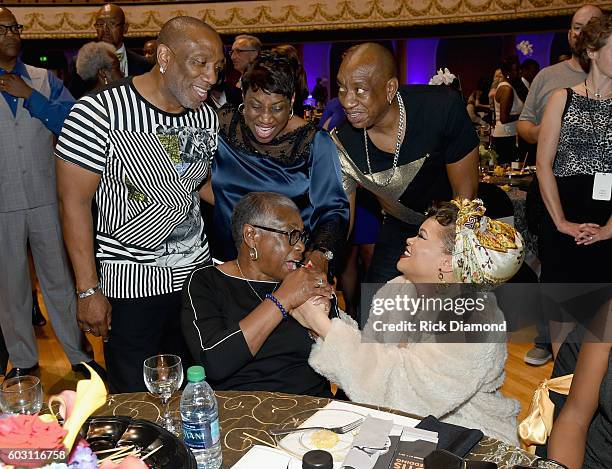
450, 198, 524, 285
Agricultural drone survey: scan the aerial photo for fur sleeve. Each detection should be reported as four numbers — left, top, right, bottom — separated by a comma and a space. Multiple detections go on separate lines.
309, 313, 508, 419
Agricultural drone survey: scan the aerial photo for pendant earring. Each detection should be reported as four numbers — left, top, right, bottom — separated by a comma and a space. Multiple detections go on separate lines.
437, 268, 450, 291
103, 77, 108, 85
159, 66, 165, 75
238, 103, 245, 115
249, 247, 258, 261
289, 108, 294, 120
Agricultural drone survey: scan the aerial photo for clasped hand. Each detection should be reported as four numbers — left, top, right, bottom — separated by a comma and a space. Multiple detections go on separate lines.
558, 220, 612, 246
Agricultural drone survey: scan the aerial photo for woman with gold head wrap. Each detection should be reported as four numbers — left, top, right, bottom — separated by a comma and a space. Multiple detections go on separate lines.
291, 198, 525, 444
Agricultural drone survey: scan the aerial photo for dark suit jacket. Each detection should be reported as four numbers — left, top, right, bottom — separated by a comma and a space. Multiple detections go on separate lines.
68, 48, 152, 100
126, 49, 152, 76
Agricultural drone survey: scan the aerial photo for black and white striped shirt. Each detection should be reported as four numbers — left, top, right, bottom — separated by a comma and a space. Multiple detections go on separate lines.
55, 79, 218, 298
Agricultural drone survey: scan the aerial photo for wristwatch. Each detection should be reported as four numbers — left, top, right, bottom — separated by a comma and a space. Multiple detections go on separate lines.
315, 247, 334, 261
77, 283, 101, 299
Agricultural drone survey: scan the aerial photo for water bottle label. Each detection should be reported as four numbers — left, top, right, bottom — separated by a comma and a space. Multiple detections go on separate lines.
182, 418, 221, 449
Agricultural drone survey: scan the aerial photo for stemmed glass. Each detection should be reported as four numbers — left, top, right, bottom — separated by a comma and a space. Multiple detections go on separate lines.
143, 354, 183, 433
0, 376, 43, 414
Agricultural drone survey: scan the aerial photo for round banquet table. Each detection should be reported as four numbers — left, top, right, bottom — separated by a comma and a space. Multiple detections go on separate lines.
93, 390, 538, 469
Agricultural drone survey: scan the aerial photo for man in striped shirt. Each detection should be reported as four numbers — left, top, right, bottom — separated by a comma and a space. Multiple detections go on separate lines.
55, 17, 225, 392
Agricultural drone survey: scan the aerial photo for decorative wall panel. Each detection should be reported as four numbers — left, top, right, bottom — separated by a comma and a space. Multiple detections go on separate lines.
9, 0, 612, 39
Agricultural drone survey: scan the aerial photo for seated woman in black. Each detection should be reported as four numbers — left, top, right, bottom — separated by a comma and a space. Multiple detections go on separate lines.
181, 192, 334, 397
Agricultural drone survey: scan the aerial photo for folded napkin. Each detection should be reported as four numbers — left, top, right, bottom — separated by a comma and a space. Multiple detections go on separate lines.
231, 445, 301, 469
424, 449, 498, 469
416, 415, 483, 458
341, 417, 394, 469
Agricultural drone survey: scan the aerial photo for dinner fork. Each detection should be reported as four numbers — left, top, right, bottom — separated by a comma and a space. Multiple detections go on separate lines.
269, 417, 364, 436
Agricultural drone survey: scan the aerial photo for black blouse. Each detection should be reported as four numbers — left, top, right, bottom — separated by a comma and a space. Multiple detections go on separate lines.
181, 265, 333, 397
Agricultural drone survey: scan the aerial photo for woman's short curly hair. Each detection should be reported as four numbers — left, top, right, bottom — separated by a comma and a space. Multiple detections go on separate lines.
241, 51, 296, 101
576, 14, 612, 73
231, 192, 299, 251
76, 42, 117, 81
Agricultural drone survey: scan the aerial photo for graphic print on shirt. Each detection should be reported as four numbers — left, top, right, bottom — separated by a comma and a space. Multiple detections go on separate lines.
110, 128, 209, 251
154, 194, 205, 267
156, 124, 216, 176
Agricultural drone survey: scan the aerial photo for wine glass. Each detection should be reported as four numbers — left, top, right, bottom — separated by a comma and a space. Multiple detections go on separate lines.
0, 376, 43, 414
143, 354, 183, 433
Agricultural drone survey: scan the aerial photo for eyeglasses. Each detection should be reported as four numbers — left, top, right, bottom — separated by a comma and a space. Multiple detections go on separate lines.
251, 224, 308, 246
0, 24, 23, 36
231, 48, 257, 55
94, 21, 125, 29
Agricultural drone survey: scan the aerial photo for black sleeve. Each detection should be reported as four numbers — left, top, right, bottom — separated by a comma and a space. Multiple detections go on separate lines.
181, 268, 253, 382
443, 90, 480, 164
126, 50, 153, 76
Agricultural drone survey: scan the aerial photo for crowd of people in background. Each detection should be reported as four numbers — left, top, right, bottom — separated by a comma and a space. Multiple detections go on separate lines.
0, 2, 610, 468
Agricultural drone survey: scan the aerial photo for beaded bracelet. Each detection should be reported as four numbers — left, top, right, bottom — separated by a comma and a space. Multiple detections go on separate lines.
265, 293, 288, 319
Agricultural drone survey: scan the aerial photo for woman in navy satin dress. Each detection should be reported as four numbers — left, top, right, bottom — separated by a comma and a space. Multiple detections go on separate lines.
202, 52, 349, 272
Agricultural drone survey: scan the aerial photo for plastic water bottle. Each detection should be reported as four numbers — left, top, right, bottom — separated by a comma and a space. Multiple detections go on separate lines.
180, 366, 222, 469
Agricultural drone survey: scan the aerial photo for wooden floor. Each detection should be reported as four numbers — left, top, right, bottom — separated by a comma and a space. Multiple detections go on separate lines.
27, 291, 552, 422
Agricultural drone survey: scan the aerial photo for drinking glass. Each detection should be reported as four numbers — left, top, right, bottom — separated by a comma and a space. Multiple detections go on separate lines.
0, 376, 43, 414
143, 354, 183, 433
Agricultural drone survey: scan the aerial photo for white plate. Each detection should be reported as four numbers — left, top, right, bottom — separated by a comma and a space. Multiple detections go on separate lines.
275, 408, 365, 463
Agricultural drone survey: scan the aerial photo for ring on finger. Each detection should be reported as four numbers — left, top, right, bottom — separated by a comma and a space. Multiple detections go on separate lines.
315, 278, 323, 288
590, 235, 593, 240
83, 328, 92, 333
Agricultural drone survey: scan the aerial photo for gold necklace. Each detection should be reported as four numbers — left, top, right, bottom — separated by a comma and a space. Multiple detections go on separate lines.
235, 259, 277, 302
363, 92, 405, 187
584, 79, 612, 100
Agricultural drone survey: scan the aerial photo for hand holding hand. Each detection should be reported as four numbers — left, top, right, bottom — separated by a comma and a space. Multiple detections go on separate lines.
303, 250, 329, 274
274, 266, 332, 311
291, 296, 332, 338
0, 74, 33, 99
556, 220, 584, 239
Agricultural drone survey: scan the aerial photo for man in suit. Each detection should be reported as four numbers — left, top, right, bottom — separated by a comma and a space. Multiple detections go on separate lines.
0, 7, 103, 379
68, 3, 151, 98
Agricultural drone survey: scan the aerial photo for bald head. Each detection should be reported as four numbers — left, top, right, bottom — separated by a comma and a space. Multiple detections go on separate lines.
571, 4, 603, 25
97, 4, 125, 23
0, 7, 22, 66
158, 16, 220, 52
568, 4, 604, 55
0, 7, 14, 17
342, 43, 397, 82
95, 4, 127, 49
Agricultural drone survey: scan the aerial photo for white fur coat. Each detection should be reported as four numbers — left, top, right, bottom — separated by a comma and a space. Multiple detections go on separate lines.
308, 280, 520, 445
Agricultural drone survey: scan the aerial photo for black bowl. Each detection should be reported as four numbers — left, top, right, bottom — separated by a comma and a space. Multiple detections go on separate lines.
82, 416, 197, 469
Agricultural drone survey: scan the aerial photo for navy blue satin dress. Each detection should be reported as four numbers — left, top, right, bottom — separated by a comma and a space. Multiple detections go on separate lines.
211, 117, 349, 262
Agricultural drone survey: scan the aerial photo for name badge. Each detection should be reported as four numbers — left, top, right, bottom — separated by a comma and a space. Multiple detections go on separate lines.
592, 172, 612, 201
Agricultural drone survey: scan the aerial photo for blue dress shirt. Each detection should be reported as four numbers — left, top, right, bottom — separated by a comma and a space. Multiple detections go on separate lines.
0, 59, 74, 136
